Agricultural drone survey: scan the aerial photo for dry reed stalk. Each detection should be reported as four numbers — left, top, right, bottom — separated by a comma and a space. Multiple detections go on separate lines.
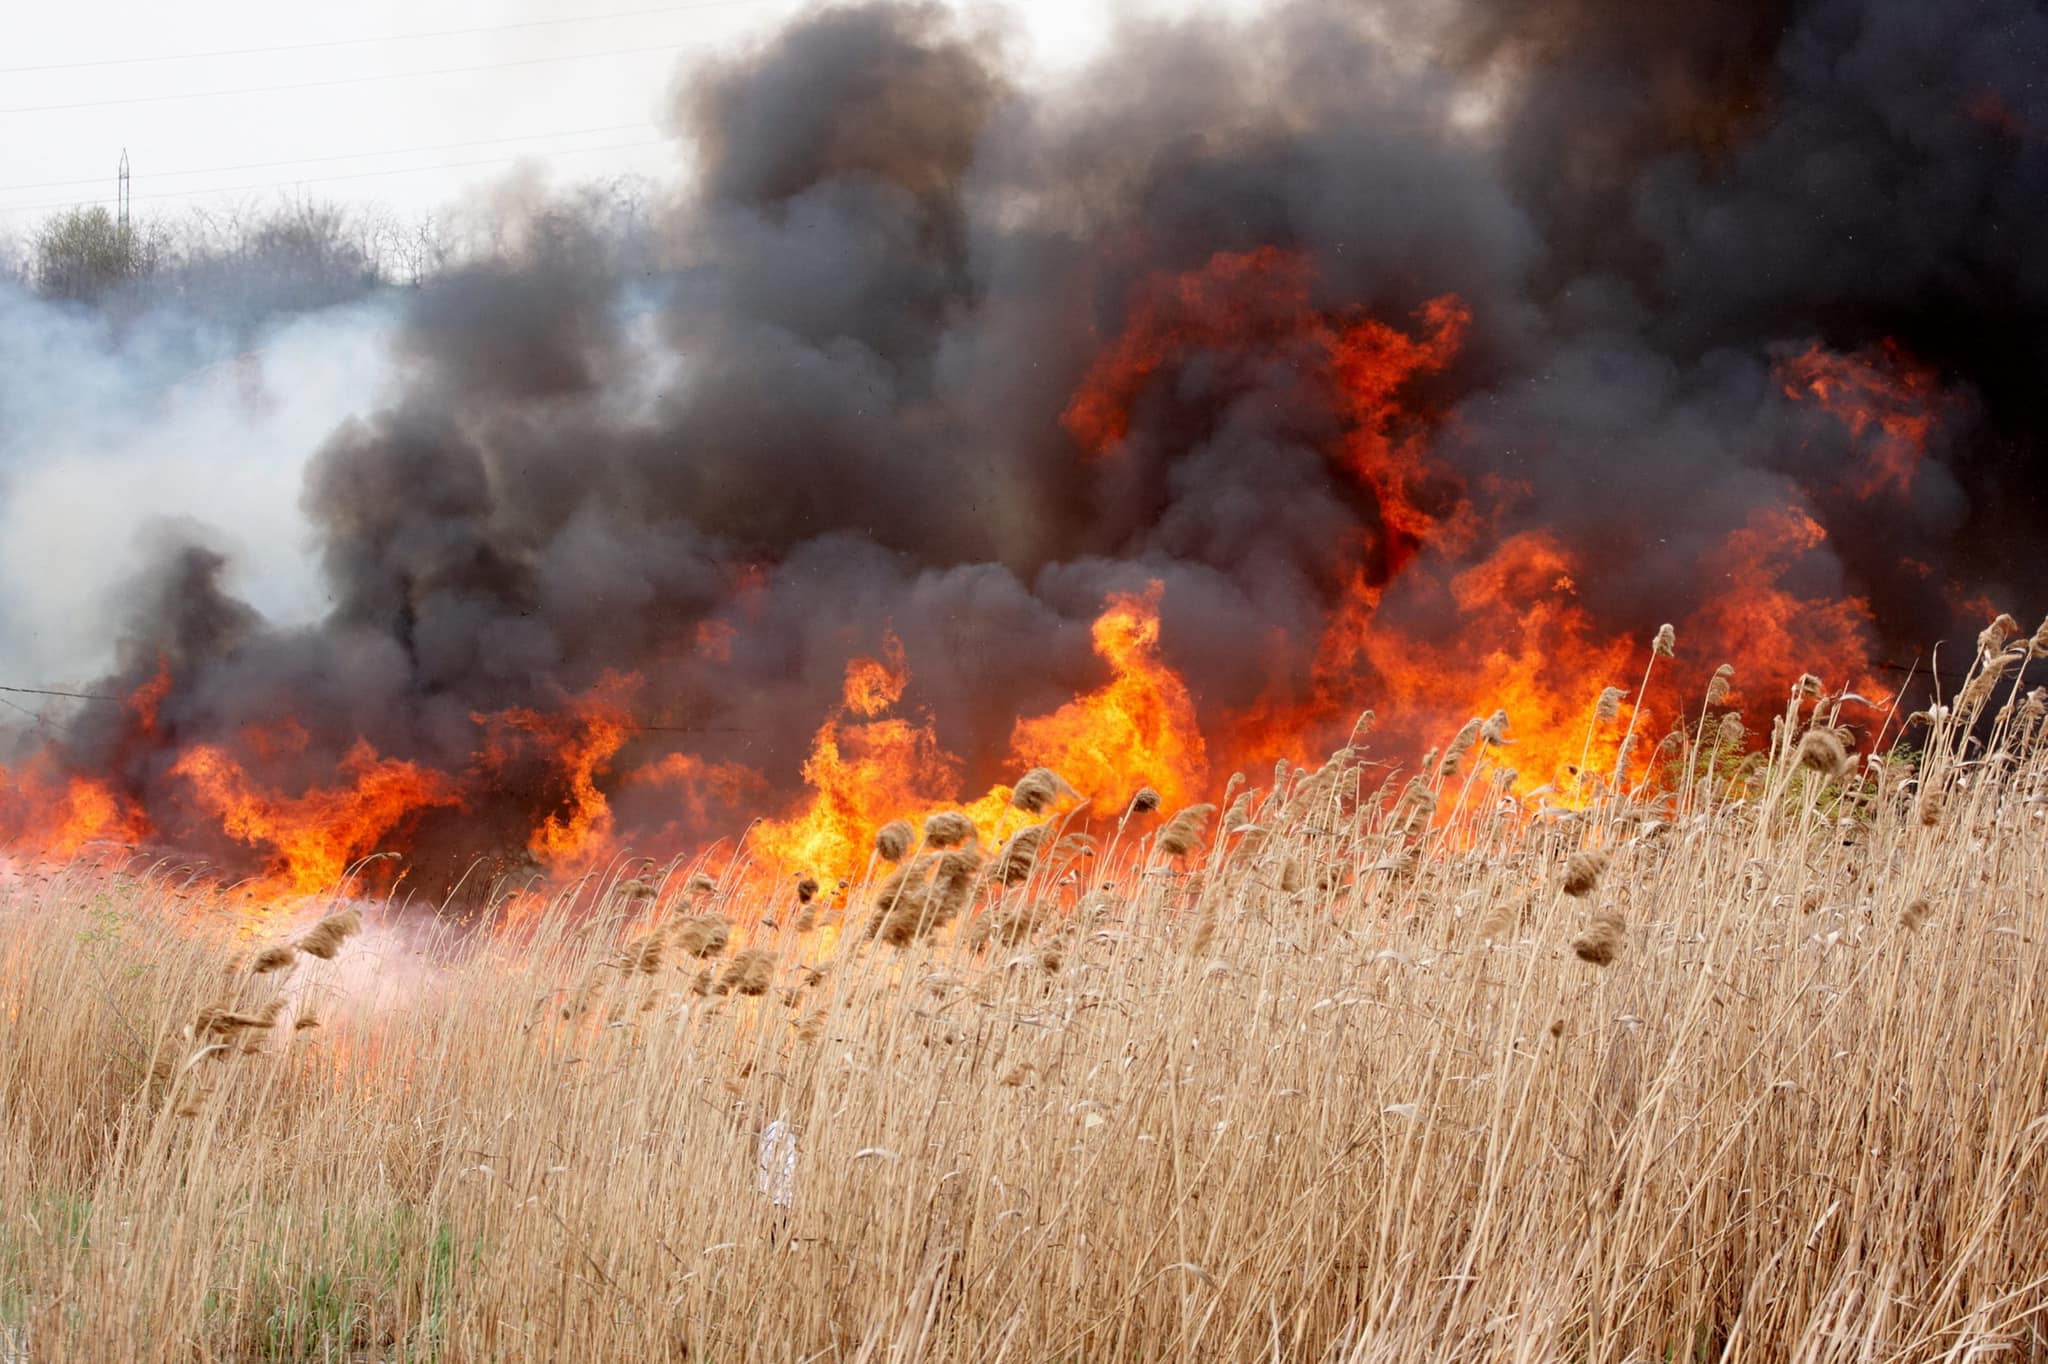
1392, 778, 1436, 833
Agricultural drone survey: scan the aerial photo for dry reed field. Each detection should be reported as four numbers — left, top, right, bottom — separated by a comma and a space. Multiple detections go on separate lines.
5, 641, 2048, 1363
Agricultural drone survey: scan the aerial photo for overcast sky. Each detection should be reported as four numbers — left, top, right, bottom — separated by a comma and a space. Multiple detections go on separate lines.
0, 0, 1213, 234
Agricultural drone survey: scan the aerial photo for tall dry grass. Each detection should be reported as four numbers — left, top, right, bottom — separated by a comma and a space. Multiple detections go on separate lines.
4, 650, 2048, 1362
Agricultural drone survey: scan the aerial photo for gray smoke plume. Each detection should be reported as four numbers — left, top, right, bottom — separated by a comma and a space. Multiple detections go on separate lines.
5, 0, 2044, 888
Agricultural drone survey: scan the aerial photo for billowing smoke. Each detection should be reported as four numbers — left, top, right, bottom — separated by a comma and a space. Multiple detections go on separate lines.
5, 0, 2044, 891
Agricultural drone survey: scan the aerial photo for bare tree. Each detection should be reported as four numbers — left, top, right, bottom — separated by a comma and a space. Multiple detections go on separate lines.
30, 206, 163, 302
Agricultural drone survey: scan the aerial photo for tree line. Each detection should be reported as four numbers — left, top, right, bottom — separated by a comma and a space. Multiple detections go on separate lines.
1, 178, 658, 322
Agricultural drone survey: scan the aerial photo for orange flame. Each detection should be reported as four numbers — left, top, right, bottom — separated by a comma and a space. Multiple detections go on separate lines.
1779, 339, 1942, 498
1009, 582, 1208, 813
170, 740, 460, 894
750, 643, 970, 881
475, 674, 634, 869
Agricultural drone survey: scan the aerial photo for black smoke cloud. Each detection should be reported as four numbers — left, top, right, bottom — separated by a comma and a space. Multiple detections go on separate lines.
19, 0, 2048, 882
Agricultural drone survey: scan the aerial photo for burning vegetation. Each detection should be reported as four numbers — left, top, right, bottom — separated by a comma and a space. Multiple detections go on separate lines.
1, 0, 2044, 912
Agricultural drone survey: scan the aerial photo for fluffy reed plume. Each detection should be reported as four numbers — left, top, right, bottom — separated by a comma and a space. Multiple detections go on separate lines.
618, 878, 657, 901
793, 903, 818, 933
1563, 851, 1608, 898
1596, 687, 1624, 723
1796, 728, 1854, 780
295, 908, 362, 961
251, 945, 298, 975
927, 850, 983, 928
1707, 663, 1734, 706
628, 936, 665, 975
977, 891, 1046, 948
993, 825, 1048, 886
1902, 896, 1931, 931
1481, 709, 1512, 746
1392, 777, 1436, 833
688, 872, 719, 899
2021, 688, 2048, 727
672, 914, 732, 958
1979, 612, 2020, 658
1476, 896, 1519, 942
795, 875, 820, 904
876, 850, 982, 945
1572, 911, 1625, 966
194, 1000, 284, 1038
1351, 709, 1375, 742
2030, 615, 2048, 658
1653, 623, 1676, 658
1189, 905, 1219, 956
1438, 717, 1482, 778
1717, 711, 1746, 747
1129, 787, 1162, 814
875, 819, 915, 862
1916, 791, 1944, 827
719, 947, 776, 997
1011, 768, 1078, 816
923, 812, 976, 849
1611, 731, 1637, 785
874, 853, 939, 920
292, 1015, 319, 1031
1157, 804, 1216, 858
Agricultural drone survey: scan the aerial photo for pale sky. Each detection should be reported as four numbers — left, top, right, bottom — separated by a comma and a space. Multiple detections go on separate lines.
0, 0, 1213, 234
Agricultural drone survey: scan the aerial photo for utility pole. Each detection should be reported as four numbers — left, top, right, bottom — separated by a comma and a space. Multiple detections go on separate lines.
117, 149, 131, 235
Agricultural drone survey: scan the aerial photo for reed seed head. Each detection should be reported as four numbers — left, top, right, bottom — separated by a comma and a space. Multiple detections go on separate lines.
875, 819, 915, 862
1563, 850, 1608, 898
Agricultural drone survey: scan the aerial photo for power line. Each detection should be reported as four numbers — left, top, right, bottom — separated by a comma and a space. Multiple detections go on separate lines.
0, 685, 119, 702
0, 123, 647, 195
0, 138, 668, 216
0, 0, 771, 76
1, 39, 700, 117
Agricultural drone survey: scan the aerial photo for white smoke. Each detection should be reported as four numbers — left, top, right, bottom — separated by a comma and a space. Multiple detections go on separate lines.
0, 284, 400, 689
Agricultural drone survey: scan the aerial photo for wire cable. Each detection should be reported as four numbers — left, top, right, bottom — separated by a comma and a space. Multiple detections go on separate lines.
3, 39, 699, 116
0, 123, 647, 195
0, 138, 667, 215
0, 0, 771, 76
